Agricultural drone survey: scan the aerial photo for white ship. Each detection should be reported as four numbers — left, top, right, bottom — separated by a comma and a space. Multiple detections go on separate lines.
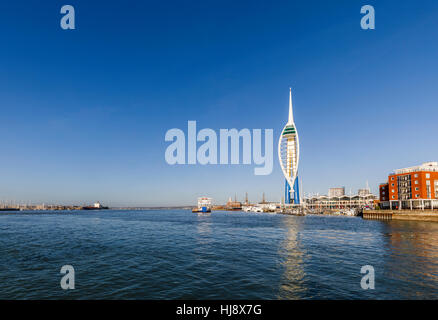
192, 197, 212, 213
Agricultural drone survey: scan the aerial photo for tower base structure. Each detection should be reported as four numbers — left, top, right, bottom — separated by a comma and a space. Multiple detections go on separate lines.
285, 177, 300, 205
285, 180, 291, 204
293, 177, 300, 205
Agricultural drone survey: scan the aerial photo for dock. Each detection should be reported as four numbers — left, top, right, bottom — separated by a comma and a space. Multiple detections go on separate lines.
363, 210, 438, 222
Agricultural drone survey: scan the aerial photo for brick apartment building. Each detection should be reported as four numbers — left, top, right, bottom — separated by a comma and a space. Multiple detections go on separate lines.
379, 162, 438, 209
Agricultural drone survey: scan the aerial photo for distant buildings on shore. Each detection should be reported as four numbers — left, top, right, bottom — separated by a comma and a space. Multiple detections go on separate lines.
0, 201, 108, 211
328, 187, 345, 198
304, 187, 376, 209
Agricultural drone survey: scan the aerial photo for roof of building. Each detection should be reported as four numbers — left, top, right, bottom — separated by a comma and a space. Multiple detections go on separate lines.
392, 162, 438, 175
305, 194, 377, 200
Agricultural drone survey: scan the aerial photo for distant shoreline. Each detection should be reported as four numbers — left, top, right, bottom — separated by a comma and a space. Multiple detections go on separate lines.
110, 206, 193, 210
0, 207, 195, 212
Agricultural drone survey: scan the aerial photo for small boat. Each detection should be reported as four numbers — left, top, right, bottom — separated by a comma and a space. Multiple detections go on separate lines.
343, 208, 357, 216
253, 206, 263, 213
242, 205, 262, 212
242, 206, 252, 212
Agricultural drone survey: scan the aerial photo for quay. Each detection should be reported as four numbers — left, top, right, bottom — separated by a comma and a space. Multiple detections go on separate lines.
363, 210, 438, 222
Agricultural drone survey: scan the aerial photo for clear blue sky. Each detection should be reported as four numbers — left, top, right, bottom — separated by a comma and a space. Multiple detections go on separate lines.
1, 0, 437, 206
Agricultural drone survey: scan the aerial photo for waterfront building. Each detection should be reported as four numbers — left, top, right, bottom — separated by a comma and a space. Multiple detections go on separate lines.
329, 187, 345, 198
304, 192, 376, 210
379, 162, 438, 210
278, 89, 300, 204
379, 183, 389, 201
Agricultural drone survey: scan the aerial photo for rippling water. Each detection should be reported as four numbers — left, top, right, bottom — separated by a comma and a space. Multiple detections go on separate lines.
0, 210, 437, 299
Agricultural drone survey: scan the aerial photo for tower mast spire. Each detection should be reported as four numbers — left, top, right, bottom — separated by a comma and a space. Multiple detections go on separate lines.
288, 88, 294, 124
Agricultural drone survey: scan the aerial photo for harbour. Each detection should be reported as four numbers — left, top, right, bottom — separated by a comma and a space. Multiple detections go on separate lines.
1, 209, 437, 299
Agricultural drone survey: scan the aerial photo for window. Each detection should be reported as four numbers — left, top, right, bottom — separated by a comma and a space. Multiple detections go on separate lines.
391, 177, 394, 181
415, 181, 419, 184
392, 189, 395, 193
391, 183, 394, 187
426, 173, 430, 179
392, 196, 395, 199
415, 187, 419, 191
414, 174, 418, 178
382, 191, 386, 195
416, 194, 420, 198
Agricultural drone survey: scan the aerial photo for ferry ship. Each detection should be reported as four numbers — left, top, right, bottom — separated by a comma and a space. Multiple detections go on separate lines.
192, 197, 212, 213
83, 202, 109, 210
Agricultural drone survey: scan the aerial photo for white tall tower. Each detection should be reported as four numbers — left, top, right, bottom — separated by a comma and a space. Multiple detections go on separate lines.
278, 89, 300, 204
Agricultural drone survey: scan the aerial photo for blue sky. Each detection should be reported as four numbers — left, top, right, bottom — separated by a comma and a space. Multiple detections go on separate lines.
0, 0, 437, 206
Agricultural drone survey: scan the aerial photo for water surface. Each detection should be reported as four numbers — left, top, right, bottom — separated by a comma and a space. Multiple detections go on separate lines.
0, 210, 437, 299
